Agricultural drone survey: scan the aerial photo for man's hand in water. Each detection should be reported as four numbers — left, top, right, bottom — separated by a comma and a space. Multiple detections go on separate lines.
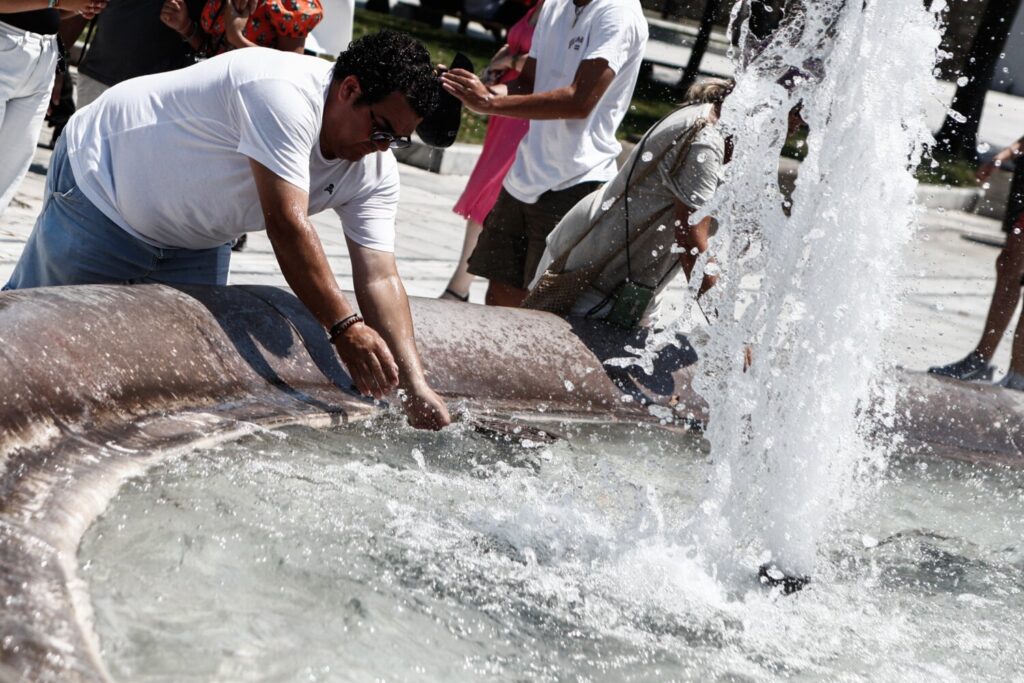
332, 321, 400, 399
401, 384, 451, 431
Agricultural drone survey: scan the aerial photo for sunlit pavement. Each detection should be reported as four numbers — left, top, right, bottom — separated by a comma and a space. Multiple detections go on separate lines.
0, 121, 1014, 378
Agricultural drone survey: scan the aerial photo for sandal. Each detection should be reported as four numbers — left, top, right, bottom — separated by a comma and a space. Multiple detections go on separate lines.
441, 287, 470, 302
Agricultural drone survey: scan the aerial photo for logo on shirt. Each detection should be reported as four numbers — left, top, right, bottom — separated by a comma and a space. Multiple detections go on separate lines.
324, 183, 335, 195
568, 36, 584, 51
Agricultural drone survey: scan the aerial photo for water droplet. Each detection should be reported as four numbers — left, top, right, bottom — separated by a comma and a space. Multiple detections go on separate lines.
563, 379, 574, 392
1014, 227, 1021, 235
601, 199, 614, 211
705, 263, 721, 277
410, 448, 426, 470
956, 76, 969, 87
977, 141, 991, 153
696, 152, 708, 163
640, 151, 653, 162
651, 250, 658, 257
656, 224, 666, 232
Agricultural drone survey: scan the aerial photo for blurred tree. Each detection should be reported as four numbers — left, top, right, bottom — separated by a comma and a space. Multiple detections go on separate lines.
677, 0, 786, 92
678, 0, 724, 91
936, 0, 1024, 160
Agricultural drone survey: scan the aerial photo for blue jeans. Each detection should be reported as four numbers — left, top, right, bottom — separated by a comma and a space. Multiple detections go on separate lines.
3, 135, 231, 290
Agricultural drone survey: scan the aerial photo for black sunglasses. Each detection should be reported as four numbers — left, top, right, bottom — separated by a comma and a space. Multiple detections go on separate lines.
370, 130, 412, 149
369, 108, 412, 149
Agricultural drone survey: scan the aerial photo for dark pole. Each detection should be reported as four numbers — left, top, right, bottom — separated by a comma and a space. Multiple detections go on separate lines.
935, 0, 1024, 160
678, 0, 724, 92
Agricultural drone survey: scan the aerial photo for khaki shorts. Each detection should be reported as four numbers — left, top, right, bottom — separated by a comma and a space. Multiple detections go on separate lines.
468, 182, 602, 290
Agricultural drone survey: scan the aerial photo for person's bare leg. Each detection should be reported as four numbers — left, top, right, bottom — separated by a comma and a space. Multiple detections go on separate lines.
440, 219, 484, 301
485, 280, 527, 307
976, 225, 1024, 361
1008, 310, 1024, 373
997, 308, 1024, 391
931, 222, 1024, 380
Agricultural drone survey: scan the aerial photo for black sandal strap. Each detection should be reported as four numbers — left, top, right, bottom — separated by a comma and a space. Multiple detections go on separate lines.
444, 287, 469, 302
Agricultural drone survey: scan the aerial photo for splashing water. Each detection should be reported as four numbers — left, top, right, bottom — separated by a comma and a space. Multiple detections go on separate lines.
686, 0, 943, 578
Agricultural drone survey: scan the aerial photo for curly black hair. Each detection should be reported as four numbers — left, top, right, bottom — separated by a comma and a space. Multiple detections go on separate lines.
333, 30, 440, 118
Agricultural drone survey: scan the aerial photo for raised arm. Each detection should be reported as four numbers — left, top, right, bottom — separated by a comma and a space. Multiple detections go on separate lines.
0, 0, 105, 16
442, 57, 613, 120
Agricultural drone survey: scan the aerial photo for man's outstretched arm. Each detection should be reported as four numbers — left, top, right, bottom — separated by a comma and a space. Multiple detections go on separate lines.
347, 239, 450, 430
249, 159, 449, 429
249, 161, 399, 397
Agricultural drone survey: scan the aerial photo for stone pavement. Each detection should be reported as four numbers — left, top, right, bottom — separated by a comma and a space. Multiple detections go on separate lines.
0, 127, 1012, 379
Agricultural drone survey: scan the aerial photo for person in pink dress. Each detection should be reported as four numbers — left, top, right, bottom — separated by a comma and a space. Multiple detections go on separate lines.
440, 0, 541, 302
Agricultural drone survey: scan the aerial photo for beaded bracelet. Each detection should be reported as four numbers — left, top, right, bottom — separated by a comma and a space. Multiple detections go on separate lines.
328, 314, 364, 342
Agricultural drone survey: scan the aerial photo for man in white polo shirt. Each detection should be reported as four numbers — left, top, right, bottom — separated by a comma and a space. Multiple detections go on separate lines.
4, 30, 451, 430
441, 0, 648, 307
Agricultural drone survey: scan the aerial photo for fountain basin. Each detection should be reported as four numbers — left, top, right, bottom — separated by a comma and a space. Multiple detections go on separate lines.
0, 284, 1021, 681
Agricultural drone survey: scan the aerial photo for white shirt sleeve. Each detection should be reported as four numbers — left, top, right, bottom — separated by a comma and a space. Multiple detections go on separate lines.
234, 79, 319, 192
582, 4, 642, 74
333, 154, 399, 253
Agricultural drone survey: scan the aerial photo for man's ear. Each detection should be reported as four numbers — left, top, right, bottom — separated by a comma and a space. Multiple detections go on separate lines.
336, 74, 362, 105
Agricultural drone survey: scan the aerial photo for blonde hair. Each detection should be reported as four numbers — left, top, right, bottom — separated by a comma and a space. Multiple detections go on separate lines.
682, 77, 735, 106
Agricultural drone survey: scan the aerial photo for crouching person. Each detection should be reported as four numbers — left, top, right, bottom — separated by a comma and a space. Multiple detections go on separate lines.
521, 78, 733, 327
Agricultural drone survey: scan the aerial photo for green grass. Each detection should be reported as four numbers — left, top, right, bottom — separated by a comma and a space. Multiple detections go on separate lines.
352, 8, 675, 145
914, 150, 979, 187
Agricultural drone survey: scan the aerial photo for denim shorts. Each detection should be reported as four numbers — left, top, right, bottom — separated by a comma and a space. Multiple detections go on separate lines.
3, 135, 231, 291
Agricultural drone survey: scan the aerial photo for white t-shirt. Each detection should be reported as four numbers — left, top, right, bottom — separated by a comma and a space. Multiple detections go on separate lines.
503, 0, 648, 204
65, 48, 398, 252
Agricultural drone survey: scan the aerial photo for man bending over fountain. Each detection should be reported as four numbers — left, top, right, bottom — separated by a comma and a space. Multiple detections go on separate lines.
2, 30, 452, 431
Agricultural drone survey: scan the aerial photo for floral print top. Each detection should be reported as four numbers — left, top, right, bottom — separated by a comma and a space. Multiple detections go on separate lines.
200, 0, 323, 55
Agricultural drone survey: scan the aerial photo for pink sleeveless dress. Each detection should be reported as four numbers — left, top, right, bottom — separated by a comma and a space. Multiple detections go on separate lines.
452, 5, 537, 224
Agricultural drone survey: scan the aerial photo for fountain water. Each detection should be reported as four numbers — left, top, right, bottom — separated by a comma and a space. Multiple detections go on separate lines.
689, 0, 944, 579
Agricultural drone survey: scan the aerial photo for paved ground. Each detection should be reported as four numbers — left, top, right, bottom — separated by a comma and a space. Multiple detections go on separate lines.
1, 129, 1012, 378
